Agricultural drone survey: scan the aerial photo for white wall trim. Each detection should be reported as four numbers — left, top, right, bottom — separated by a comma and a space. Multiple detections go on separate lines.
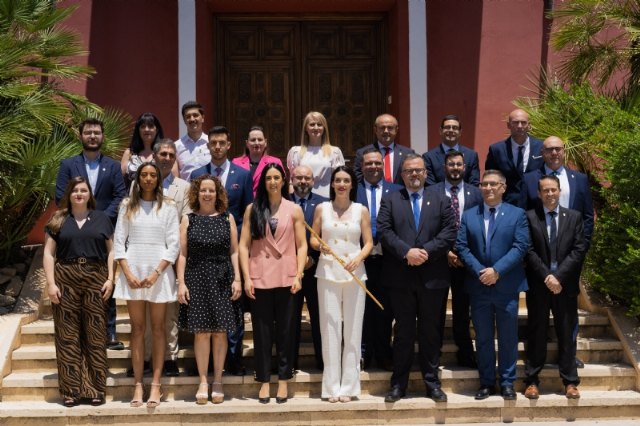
178, 0, 197, 136
408, 0, 428, 154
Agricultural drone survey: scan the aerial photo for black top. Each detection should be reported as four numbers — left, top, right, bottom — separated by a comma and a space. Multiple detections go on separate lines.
46, 210, 114, 260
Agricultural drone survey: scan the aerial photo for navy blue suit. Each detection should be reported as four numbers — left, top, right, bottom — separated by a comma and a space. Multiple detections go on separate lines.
55, 152, 126, 340
519, 166, 594, 249
356, 180, 402, 369
431, 182, 482, 362
191, 161, 252, 372
292, 191, 328, 370
456, 202, 529, 387
55, 153, 126, 223
354, 141, 415, 186
524, 206, 586, 387
423, 145, 480, 186
485, 137, 544, 205
377, 186, 457, 391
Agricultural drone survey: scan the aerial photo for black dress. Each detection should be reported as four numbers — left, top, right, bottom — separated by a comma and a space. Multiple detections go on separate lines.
178, 212, 242, 333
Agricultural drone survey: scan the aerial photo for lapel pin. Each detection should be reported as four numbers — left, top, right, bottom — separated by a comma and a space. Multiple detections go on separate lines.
426, 201, 430, 206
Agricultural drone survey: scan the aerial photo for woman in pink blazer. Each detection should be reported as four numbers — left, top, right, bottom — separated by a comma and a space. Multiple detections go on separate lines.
232, 126, 284, 196
239, 163, 307, 404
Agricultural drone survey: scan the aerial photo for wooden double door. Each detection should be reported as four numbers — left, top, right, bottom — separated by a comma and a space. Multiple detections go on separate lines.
215, 15, 388, 162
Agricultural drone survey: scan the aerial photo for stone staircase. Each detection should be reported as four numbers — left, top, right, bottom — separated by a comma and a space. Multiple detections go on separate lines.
1, 258, 640, 424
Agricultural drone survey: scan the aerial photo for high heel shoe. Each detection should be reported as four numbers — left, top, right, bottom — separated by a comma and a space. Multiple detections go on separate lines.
195, 382, 209, 405
276, 382, 288, 404
211, 382, 224, 404
258, 383, 270, 404
147, 383, 163, 408
130, 383, 144, 407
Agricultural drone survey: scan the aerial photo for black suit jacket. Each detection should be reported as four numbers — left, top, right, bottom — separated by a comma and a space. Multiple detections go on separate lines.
55, 153, 126, 223
423, 144, 480, 186
519, 166, 594, 249
525, 206, 586, 296
354, 141, 415, 185
294, 191, 328, 265
485, 136, 544, 205
377, 186, 457, 289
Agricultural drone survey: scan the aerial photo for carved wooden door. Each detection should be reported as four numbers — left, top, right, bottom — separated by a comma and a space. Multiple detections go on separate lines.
216, 16, 387, 162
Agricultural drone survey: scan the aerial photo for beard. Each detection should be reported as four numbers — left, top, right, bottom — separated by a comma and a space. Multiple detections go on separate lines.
82, 142, 101, 152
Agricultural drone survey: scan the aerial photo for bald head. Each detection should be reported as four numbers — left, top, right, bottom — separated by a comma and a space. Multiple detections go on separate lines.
542, 136, 565, 171
291, 165, 314, 198
507, 109, 531, 144
374, 114, 399, 147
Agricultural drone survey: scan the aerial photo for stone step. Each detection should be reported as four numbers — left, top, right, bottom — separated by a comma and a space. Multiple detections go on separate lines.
1, 363, 635, 403
9, 336, 625, 373
19, 310, 613, 346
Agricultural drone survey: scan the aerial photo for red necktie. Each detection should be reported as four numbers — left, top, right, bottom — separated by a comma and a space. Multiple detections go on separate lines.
383, 147, 392, 182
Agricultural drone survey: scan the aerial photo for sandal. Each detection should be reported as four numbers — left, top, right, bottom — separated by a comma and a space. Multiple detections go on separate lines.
211, 382, 224, 404
196, 382, 209, 405
63, 397, 78, 407
147, 383, 163, 408
90, 397, 104, 406
339, 396, 352, 403
130, 383, 144, 407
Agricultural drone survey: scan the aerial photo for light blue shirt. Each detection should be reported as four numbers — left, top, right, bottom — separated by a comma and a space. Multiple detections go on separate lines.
83, 154, 100, 194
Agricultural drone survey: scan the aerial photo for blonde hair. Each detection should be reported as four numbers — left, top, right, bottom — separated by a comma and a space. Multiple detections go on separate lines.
299, 111, 332, 157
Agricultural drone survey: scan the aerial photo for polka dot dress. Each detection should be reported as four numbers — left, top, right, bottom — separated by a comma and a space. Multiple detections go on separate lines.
178, 212, 242, 333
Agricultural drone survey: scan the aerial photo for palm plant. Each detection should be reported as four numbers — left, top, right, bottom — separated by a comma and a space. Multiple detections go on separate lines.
0, 0, 131, 261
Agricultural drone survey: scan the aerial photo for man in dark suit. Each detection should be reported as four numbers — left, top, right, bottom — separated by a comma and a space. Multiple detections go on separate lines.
423, 115, 480, 186
377, 153, 457, 403
356, 147, 402, 372
55, 117, 127, 350
290, 165, 327, 371
354, 114, 415, 185
519, 136, 594, 249
430, 150, 483, 368
485, 109, 544, 205
191, 126, 253, 375
456, 169, 529, 400
523, 175, 586, 400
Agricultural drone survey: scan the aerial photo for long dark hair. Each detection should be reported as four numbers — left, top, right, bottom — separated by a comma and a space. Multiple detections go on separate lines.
250, 163, 289, 239
329, 166, 357, 201
129, 112, 164, 154
125, 162, 164, 219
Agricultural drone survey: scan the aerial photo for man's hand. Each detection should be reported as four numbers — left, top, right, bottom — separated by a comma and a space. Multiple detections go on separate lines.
406, 248, 428, 266
479, 267, 499, 286
447, 251, 463, 268
544, 274, 563, 294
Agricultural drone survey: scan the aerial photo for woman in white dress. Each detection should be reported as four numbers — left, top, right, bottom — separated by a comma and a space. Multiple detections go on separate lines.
113, 162, 179, 408
310, 166, 373, 402
287, 111, 344, 198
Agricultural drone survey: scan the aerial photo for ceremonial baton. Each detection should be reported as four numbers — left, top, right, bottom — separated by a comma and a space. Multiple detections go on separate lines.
304, 222, 384, 310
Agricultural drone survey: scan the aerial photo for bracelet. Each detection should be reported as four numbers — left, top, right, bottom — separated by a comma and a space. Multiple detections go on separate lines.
154, 268, 162, 275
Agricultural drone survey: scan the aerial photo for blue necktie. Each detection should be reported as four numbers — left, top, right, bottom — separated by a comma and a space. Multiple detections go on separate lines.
370, 184, 378, 241
516, 145, 524, 172
485, 207, 496, 264
548, 211, 558, 271
411, 192, 421, 231
299, 197, 306, 212
215, 167, 223, 177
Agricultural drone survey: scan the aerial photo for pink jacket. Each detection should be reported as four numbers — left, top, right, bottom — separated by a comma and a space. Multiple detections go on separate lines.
249, 199, 298, 289
232, 154, 284, 196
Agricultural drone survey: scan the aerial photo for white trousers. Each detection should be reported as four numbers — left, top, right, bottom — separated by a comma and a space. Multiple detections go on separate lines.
317, 277, 365, 398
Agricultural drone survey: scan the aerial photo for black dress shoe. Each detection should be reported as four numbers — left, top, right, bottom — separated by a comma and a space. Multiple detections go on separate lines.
106, 335, 124, 351
474, 385, 496, 400
501, 385, 517, 400
426, 387, 448, 402
126, 360, 151, 377
258, 397, 270, 404
276, 396, 288, 404
575, 357, 585, 368
384, 386, 405, 403
164, 360, 179, 377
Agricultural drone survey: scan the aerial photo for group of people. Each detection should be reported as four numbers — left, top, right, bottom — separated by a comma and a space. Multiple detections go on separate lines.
44, 102, 593, 409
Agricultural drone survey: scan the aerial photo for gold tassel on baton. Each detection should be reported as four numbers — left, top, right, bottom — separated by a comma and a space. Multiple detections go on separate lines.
304, 222, 384, 310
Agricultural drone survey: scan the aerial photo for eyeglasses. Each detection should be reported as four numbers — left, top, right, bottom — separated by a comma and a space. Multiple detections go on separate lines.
479, 181, 503, 188
402, 168, 426, 175
441, 125, 460, 131
446, 162, 464, 167
543, 147, 563, 153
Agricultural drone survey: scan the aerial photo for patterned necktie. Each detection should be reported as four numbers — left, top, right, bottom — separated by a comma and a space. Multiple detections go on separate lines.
370, 184, 378, 241
383, 147, 392, 182
215, 167, 223, 177
516, 145, 524, 172
486, 207, 496, 263
548, 211, 558, 271
411, 192, 421, 231
450, 185, 460, 230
